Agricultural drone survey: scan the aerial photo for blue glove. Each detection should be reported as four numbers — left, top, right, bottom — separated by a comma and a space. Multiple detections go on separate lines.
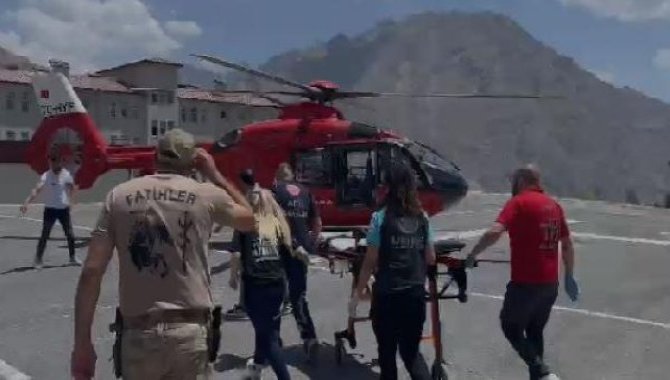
564, 273, 580, 302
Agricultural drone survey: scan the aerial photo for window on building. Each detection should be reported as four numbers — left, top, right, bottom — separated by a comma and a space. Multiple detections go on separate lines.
110, 102, 117, 118
151, 120, 158, 136
167, 121, 175, 131
130, 106, 139, 119
167, 92, 174, 104
220, 110, 227, 119
159, 93, 167, 104
151, 93, 158, 104
201, 108, 208, 124
120, 103, 128, 118
160, 121, 167, 135
20, 131, 30, 141
6, 92, 15, 110
6, 131, 16, 141
181, 107, 187, 123
190, 107, 197, 123
21, 92, 30, 112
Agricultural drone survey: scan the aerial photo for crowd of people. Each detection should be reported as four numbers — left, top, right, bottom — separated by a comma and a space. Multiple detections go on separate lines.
25, 128, 580, 380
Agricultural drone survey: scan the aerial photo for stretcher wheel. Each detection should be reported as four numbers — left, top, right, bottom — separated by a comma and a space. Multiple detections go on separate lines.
334, 337, 345, 366
431, 361, 448, 380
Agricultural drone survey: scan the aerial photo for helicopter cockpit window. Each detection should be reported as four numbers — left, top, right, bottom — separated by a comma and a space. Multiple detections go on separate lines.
405, 141, 459, 172
294, 149, 332, 186
338, 148, 376, 206
378, 144, 427, 189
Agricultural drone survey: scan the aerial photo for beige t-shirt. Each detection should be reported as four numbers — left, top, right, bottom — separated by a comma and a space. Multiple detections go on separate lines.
92, 174, 236, 317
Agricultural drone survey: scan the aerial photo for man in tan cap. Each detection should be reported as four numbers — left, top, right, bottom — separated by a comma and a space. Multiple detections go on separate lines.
70, 128, 255, 380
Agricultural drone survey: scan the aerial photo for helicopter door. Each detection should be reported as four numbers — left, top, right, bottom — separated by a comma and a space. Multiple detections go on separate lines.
333, 146, 377, 208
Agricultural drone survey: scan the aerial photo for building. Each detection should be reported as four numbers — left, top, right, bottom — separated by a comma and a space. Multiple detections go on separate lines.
0, 58, 279, 149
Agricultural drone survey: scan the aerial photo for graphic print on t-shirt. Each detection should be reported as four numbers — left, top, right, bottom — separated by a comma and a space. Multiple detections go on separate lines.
177, 210, 195, 273
128, 207, 174, 278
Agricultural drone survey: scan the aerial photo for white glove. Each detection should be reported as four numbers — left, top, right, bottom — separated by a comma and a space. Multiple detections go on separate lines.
348, 292, 360, 319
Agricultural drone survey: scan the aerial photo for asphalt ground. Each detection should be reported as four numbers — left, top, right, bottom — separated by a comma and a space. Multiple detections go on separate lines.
0, 170, 669, 379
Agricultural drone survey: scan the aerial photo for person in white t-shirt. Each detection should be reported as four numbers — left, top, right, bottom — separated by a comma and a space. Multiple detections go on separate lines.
20, 153, 80, 269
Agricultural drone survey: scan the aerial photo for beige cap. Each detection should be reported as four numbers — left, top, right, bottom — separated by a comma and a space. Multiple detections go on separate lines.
156, 128, 196, 169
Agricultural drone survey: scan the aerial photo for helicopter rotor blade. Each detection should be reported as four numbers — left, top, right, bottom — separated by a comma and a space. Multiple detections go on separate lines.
211, 89, 308, 97
334, 91, 563, 99
192, 54, 316, 94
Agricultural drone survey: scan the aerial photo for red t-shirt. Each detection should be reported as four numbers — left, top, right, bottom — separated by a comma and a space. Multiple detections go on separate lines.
496, 187, 569, 284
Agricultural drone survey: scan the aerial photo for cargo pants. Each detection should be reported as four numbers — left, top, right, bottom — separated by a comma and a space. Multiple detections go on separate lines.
121, 322, 212, 379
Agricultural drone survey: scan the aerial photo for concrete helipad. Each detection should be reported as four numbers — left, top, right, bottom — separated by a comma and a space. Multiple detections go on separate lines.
0, 167, 669, 379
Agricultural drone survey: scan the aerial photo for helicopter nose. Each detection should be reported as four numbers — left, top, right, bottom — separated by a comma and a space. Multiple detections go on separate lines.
429, 167, 469, 209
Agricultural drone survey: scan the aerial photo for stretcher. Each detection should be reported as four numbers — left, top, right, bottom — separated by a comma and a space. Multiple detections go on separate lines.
316, 227, 506, 380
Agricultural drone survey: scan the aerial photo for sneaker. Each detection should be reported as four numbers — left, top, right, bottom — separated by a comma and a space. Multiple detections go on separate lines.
68, 257, 82, 266
281, 303, 292, 315
540, 374, 561, 380
224, 304, 248, 320
304, 338, 319, 363
241, 358, 263, 380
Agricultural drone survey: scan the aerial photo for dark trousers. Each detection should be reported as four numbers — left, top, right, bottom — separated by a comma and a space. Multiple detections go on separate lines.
500, 282, 559, 380
285, 257, 317, 340
244, 280, 291, 380
36, 207, 75, 261
371, 292, 431, 380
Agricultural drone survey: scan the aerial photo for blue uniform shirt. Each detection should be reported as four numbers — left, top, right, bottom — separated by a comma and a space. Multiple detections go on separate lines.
366, 208, 435, 248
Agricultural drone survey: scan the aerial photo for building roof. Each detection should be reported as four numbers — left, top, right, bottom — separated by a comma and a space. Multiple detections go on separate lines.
70, 75, 132, 93
0, 69, 35, 84
96, 57, 183, 74
0, 68, 278, 106
0, 69, 132, 93
176, 88, 279, 107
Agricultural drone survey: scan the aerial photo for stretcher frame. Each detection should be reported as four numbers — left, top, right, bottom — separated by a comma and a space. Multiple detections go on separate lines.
315, 227, 474, 380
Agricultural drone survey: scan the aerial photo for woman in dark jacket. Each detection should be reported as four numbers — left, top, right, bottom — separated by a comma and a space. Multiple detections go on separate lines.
350, 161, 436, 380
233, 183, 294, 380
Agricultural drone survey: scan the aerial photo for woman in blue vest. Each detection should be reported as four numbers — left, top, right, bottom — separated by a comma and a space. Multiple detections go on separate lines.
350, 161, 435, 380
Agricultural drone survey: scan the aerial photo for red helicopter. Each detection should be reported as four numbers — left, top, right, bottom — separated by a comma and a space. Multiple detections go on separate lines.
26, 54, 551, 229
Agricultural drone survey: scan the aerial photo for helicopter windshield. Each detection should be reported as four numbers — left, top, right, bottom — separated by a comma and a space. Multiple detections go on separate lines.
404, 140, 460, 172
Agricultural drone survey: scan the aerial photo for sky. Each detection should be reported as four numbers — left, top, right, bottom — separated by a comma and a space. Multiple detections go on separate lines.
1, 0, 670, 101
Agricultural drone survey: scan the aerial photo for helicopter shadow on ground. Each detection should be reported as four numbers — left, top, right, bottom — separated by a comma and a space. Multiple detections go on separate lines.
213, 343, 378, 379
213, 352, 250, 373
284, 343, 378, 379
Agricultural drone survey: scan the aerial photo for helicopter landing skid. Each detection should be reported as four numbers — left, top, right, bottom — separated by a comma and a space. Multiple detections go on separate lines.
316, 227, 370, 365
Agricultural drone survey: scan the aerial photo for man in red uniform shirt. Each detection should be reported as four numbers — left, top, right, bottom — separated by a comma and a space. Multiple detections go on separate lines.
466, 166, 579, 380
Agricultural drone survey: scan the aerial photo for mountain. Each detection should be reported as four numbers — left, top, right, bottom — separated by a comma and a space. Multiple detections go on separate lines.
253, 11, 670, 204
